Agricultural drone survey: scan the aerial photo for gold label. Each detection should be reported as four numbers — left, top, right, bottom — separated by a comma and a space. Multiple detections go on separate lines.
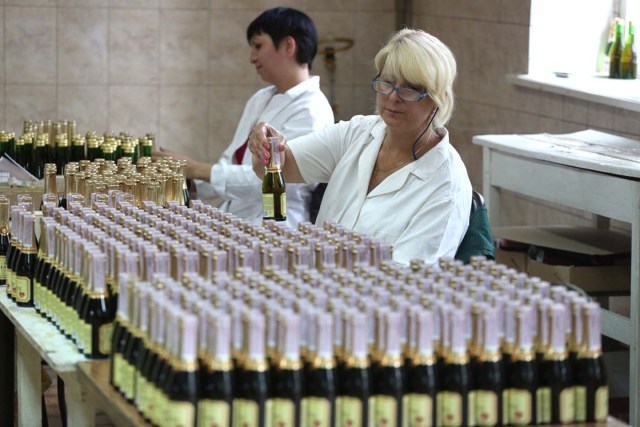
0, 255, 7, 280
505, 388, 532, 425
198, 399, 230, 427
165, 400, 196, 427
372, 395, 397, 427
280, 193, 287, 216
437, 391, 462, 427
574, 386, 586, 422
82, 321, 92, 354
145, 383, 158, 423
536, 387, 550, 424
467, 390, 476, 427
336, 396, 362, 427
302, 397, 331, 427
99, 323, 113, 355
113, 353, 123, 388
474, 390, 497, 426
559, 387, 575, 423
15, 276, 30, 303
404, 393, 432, 427
6, 269, 13, 294
134, 373, 145, 410
262, 194, 275, 218
233, 398, 260, 427
121, 361, 135, 400
595, 385, 608, 422
269, 398, 295, 427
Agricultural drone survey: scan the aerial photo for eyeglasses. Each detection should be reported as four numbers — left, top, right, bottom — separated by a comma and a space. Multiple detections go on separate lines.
371, 79, 429, 102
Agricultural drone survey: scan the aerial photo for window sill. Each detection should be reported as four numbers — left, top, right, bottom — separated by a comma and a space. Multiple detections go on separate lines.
509, 73, 640, 113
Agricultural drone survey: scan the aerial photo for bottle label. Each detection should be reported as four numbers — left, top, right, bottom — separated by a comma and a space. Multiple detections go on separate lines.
559, 387, 575, 423
0, 255, 6, 280
505, 388, 532, 426
82, 321, 92, 354
121, 360, 135, 400
468, 390, 476, 426
302, 396, 331, 427
145, 383, 158, 423
404, 393, 433, 427
280, 193, 287, 217
15, 276, 30, 303
336, 396, 362, 427
165, 400, 195, 427
112, 353, 123, 388
474, 390, 497, 426
574, 386, 586, 422
134, 372, 146, 410
372, 395, 397, 427
268, 398, 295, 427
198, 399, 230, 427
263, 194, 275, 218
437, 391, 462, 426
233, 398, 260, 427
99, 323, 113, 355
536, 387, 551, 424
595, 385, 608, 422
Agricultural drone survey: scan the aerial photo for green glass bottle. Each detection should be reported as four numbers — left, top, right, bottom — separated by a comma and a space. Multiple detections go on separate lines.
0, 132, 8, 157
473, 307, 503, 427
71, 134, 86, 162
621, 21, 637, 79
262, 136, 286, 222
574, 302, 608, 423
0, 197, 9, 287
233, 309, 270, 427
609, 18, 624, 78
87, 135, 101, 161
33, 135, 48, 179
15, 212, 36, 307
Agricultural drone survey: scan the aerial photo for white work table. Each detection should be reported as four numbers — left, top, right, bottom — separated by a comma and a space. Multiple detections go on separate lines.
0, 291, 96, 426
474, 129, 640, 425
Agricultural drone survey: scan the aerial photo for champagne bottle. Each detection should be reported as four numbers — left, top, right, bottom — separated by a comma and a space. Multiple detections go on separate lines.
473, 307, 503, 427
262, 136, 286, 222
0, 197, 9, 287
80, 251, 114, 359
405, 307, 437, 427
504, 305, 537, 426
233, 309, 270, 427
538, 303, 574, 424
303, 311, 336, 427
371, 310, 405, 427
197, 309, 233, 427
55, 133, 70, 175
163, 310, 198, 427
34, 134, 48, 179
268, 310, 303, 427
6, 205, 24, 301
621, 20, 637, 79
574, 302, 608, 423
609, 18, 624, 78
336, 312, 371, 427
35, 217, 56, 318
438, 308, 472, 427
15, 212, 36, 307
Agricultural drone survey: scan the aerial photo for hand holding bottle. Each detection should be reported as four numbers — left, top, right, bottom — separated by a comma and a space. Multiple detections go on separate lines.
248, 121, 287, 167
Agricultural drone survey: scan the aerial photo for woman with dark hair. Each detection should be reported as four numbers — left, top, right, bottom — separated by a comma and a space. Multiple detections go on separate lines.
156, 7, 334, 228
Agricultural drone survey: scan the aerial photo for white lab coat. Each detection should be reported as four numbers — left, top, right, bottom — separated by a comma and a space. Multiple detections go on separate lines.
196, 76, 334, 228
289, 115, 472, 266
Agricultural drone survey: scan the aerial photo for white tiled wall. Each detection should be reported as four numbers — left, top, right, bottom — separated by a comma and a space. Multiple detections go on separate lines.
0, 1, 395, 164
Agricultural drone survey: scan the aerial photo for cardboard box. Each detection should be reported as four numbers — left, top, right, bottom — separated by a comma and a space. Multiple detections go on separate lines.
493, 226, 630, 295
495, 247, 528, 273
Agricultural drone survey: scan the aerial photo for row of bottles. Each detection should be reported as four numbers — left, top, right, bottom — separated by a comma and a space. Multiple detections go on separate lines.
0, 190, 608, 426
0, 120, 155, 179
607, 18, 637, 79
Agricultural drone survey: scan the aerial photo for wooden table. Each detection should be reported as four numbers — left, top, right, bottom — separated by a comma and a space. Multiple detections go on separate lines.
473, 129, 640, 425
76, 361, 149, 427
0, 291, 95, 426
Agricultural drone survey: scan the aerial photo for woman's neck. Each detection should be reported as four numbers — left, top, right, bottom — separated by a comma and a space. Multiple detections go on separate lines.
274, 66, 310, 94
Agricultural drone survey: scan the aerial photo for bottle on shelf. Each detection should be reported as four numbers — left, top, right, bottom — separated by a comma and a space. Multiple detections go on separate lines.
574, 302, 608, 423
473, 307, 503, 427
79, 251, 114, 358
0, 196, 9, 287
609, 18, 625, 78
621, 20, 637, 79
262, 136, 287, 222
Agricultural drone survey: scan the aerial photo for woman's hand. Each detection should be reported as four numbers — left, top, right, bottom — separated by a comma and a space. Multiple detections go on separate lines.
248, 122, 286, 166
152, 147, 211, 181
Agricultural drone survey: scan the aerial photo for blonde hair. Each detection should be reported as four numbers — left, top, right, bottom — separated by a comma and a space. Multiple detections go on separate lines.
374, 28, 457, 127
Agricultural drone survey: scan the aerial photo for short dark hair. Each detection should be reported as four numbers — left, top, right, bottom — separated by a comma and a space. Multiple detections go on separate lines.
246, 7, 318, 69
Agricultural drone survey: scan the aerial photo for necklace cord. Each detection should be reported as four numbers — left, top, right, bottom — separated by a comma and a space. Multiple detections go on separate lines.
412, 107, 439, 160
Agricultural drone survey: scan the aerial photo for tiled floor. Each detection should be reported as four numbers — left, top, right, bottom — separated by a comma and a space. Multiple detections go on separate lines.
43, 366, 115, 427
